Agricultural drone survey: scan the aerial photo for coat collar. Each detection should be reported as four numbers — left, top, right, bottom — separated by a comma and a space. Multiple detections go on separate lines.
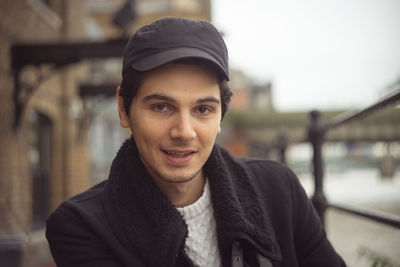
103, 137, 281, 267
204, 146, 282, 264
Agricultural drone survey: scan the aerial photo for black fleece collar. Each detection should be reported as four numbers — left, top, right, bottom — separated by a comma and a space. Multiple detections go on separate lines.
103, 137, 281, 267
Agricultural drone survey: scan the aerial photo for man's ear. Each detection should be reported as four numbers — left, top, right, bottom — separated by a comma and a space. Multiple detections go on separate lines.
116, 87, 131, 128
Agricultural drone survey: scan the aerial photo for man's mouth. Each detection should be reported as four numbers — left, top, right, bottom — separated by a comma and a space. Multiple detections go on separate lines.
161, 150, 196, 157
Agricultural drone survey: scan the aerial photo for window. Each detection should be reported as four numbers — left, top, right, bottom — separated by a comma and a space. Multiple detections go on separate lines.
29, 111, 52, 230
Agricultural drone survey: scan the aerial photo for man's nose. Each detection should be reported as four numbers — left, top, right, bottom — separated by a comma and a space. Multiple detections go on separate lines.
169, 112, 196, 141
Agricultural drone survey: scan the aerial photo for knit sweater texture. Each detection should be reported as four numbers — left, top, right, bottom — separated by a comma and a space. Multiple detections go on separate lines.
176, 179, 221, 267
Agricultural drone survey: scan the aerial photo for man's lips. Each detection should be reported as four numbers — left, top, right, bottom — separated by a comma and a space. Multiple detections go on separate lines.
161, 149, 196, 165
161, 149, 196, 157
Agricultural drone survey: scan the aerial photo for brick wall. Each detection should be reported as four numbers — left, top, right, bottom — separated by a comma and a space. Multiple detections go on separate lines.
0, 0, 90, 235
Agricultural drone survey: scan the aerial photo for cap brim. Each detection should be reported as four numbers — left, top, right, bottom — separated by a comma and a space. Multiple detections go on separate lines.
131, 47, 229, 81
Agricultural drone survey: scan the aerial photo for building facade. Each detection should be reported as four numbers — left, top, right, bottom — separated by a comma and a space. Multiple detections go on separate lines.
0, 0, 212, 266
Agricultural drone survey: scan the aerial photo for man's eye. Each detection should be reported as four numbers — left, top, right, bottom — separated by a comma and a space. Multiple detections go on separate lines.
197, 106, 211, 114
154, 104, 167, 111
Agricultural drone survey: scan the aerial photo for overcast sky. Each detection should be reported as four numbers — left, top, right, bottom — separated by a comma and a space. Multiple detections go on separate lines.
212, 0, 400, 112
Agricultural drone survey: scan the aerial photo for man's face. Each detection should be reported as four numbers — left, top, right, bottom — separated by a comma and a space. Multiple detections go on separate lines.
118, 63, 221, 185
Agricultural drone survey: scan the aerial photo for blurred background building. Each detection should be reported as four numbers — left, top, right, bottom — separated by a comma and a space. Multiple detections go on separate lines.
0, 0, 212, 266
0, 0, 399, 267
1, 1, 90, 266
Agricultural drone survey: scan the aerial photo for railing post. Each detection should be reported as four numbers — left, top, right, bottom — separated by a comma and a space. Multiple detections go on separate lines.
308, 110, 328, 225
277, 130, 288, 164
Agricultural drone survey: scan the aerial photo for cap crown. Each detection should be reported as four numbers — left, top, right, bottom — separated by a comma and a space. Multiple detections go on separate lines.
122, 18, 229, 80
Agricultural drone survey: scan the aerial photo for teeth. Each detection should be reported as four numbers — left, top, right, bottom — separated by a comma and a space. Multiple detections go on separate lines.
165, 151, 191, 157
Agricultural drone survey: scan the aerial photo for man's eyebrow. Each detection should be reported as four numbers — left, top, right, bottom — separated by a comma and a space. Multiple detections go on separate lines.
142, 94, 176, 103
142, 94, 221, 105
196, 97, 221, 105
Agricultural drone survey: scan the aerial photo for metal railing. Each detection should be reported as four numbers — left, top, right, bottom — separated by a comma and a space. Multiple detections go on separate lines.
307, 88, 400, 228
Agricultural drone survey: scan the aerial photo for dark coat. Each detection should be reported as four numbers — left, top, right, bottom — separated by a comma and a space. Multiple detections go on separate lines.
46, 138, 346, 267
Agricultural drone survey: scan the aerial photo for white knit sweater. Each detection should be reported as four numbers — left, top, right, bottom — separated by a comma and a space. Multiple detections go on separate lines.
176, 179, 222, 267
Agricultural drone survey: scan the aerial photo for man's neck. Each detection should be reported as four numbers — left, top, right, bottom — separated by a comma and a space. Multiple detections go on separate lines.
153, 172, 206, 208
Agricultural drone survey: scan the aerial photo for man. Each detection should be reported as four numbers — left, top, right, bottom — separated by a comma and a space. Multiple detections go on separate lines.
46, 18, 346, 267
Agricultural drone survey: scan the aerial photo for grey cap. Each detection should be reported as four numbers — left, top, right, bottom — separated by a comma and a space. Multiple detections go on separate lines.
122, 17, 229, 80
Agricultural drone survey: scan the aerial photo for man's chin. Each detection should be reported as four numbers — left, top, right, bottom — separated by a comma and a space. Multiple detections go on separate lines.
158, 169, 201, 184
161, 174, 198, 184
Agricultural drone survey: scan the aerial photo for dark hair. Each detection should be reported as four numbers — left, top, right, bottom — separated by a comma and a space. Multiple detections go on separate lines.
119, 59, 233, 120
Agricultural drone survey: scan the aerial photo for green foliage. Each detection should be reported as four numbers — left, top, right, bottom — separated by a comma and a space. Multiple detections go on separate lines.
358, 246, 396, 267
